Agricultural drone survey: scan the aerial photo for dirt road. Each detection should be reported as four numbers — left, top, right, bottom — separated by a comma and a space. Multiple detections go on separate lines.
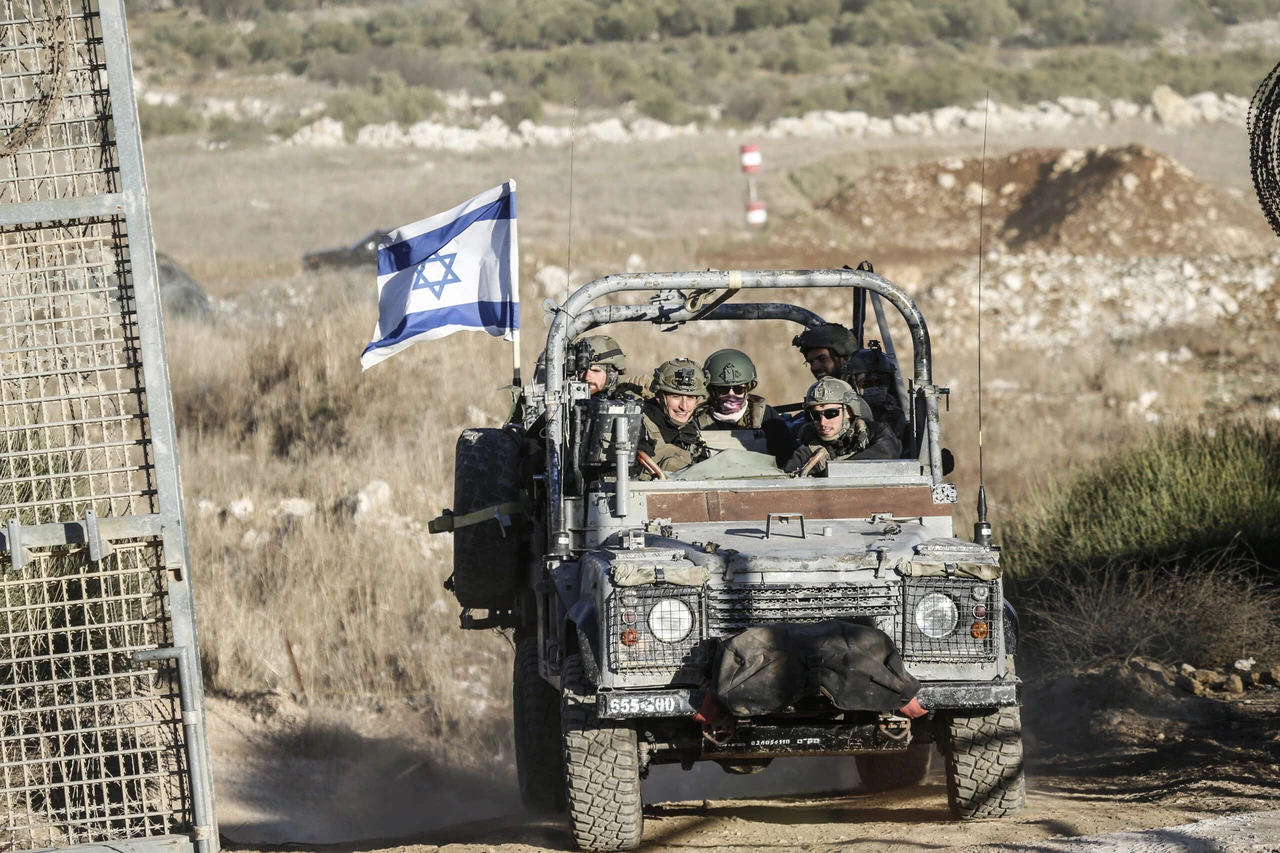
219, 664, 1280, 853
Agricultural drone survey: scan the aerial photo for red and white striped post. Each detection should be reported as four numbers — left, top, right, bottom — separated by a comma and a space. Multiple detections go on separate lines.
740, 144, 765, 227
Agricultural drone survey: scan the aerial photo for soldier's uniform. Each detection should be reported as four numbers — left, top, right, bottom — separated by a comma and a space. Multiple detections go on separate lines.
638, 358, 711, 474
840, 341, 910, 452
784, 377, 901, 475
792, 322, 859, 380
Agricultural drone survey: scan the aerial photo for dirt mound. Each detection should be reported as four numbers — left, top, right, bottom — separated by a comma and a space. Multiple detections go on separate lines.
824, 144, 1274, 258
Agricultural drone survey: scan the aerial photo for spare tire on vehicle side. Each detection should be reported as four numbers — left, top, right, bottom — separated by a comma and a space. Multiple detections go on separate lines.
449, 427, 526, 610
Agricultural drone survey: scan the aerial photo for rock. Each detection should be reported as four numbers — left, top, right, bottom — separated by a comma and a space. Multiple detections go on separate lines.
1121, 172, 1140, 193
1187, 91, 1222, 123
1232, 657, 1256, 672
533, 265, 569, 300
1179, 663, 1196, 676
1194, 668, 1225, 687
240, 529, 269, 551
228, 497, 254, 521
866, 117, 894, 138
1058, 96, 1101, 118
354, 480, 392, 526
196, 500, 218, 519
585, 117, 629, 144
156, 253, 212, 321
355, 122, 409, 148
1110, 98, 1141, 121
892, 113, 923, 135
1129, 657, 1175, 688
1175, 673, 1205, 696
936, 172, 957, 190
1224, 674, 1244, 694
275, 498, 315, 520
931, 106, 967, 133
288, 117, 346, 147
1268, 666, 1280, 685
964, 182, 984, 205
1151, 85, 1201, 128
624, 253, 645, 273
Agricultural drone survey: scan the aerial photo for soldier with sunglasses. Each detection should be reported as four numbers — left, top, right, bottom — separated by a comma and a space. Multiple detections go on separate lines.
783, 377, 901, 476
696, 348, 797, 464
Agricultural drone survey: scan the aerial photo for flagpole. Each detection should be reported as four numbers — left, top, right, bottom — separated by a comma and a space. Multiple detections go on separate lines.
508, 178, 521, 390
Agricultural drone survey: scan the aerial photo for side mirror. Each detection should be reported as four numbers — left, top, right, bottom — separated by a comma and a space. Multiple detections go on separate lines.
941, 448, 955, 477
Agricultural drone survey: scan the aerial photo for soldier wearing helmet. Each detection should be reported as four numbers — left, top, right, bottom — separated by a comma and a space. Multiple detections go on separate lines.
696, 348, 797, 463
572, 334, 635, 398
792, 323, 858, 380
639, 358, 712, 473
840, 340, 910, 449
783, 377, 901, 476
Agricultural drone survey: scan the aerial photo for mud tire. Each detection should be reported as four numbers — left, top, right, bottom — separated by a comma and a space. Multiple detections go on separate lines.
450, 427, 524, 609
855, 744, 933, 792
514, 633, 566, 814
943, 706, 1026, 819
562, 654, 643, 851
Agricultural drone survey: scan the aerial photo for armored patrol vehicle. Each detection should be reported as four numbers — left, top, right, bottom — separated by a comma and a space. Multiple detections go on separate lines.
431, 269, 1023, 852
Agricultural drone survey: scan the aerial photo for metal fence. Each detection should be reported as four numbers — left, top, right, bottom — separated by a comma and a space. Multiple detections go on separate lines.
1, 1, 216, 852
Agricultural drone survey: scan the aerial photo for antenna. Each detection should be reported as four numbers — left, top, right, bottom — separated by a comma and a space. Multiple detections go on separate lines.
565, 100, 578, 304
974, 92, 993, 549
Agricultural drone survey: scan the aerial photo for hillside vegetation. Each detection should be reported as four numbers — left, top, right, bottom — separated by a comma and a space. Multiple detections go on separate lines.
128, 0, 1280, 135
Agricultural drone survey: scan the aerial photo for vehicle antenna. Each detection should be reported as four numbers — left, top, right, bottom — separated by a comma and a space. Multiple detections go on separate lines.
975, 92, 993, 549
565, 100, 578, 304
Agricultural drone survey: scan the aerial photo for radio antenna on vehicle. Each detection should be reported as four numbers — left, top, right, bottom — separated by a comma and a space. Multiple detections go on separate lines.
565, 100, 578, 304
974, 92, 993, 549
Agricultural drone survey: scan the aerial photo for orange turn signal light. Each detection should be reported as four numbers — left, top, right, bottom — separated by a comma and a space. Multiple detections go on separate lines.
620, 629, 639, 646
970, 621, 989, 639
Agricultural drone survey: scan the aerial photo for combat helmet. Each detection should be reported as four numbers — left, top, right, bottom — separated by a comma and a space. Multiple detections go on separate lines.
803, 377, 872, 420
573, 334, 627, 374
703, 348, 757, 389
651, 357, 709, 399
791, 323, 858, 359
841, 340, 896, 387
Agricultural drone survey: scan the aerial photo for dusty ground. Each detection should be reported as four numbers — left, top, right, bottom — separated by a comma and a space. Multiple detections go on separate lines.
146, 113, 1280, 852
211, 662, 1280, 852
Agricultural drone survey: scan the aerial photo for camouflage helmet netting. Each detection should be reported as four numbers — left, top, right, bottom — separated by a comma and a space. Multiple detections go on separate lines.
703, 348, 757, 387
576, 334, 627, 373
652, 357, 709, 398
791, 323, 858, 359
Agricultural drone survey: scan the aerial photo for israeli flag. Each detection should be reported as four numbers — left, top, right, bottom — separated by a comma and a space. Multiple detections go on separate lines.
361, 181, 519, 371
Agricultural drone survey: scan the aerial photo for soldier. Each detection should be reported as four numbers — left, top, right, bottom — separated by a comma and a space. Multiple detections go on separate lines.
640, 358, 711, 474
697, 348, 797, 463
784, 377, 901, 476
840, 341, 910, 450
571, 334, 636, 398
792, 322, 858, 381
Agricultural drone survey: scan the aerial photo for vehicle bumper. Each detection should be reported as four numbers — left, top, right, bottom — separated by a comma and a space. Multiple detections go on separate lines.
598, 678, 1019, 720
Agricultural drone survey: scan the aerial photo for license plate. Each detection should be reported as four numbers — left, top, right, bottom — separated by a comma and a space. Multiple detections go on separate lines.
599, 690, 697, 719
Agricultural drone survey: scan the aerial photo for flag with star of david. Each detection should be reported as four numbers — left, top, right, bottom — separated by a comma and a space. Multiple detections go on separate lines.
361, 181, 518, 370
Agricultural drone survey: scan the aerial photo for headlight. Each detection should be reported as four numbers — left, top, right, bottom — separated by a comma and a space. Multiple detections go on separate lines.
647, 598, 694, 643
915, 592, 958, 639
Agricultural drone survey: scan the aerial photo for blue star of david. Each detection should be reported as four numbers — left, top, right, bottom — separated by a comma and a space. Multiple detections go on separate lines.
410, 252, 461, 298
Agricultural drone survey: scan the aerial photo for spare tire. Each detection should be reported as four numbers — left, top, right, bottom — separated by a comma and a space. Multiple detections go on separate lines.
450, 427, 526, 609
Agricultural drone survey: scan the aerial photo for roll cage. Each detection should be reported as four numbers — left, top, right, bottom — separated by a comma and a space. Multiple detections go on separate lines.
540, 269, 943, 555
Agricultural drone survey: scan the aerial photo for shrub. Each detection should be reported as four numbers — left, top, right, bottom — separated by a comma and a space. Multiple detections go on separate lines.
1021, 549, 1280, 671
304, 21, 370, 55
138, 101, 202, 137
1006, 423, 1280, 580
659, 0, 735, 36
540, 0, 595, 45
594, 1, 661, 42
245, 16, 302, 62
734, 0, 792, 31
495, 91, 545, 126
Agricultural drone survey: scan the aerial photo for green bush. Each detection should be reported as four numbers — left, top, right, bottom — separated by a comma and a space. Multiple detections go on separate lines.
138, 102, 202, 137
594, 1, 661, 41
304, 21, 370, 55
659, 0, 735, 36
495, 91, 545, 126
245, 16, 302, 62
1006, 424, 1280, 580
324, 71, 445, 136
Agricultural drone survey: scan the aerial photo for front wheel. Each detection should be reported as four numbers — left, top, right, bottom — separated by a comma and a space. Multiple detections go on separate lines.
942, 706, 1026, 819
562, 654, 643, 851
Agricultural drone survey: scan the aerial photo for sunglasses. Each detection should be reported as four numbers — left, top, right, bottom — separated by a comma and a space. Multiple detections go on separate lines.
807, 408, 843, 422
715, 385, 749, 395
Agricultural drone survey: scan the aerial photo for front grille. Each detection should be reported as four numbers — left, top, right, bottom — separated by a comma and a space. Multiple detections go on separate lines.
902, 579, 1000, 662
707, 583, 898, 635
607, 585, 704, 672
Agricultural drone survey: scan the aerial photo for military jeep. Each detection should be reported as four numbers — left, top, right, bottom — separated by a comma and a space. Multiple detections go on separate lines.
431, 269, 1023, 852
